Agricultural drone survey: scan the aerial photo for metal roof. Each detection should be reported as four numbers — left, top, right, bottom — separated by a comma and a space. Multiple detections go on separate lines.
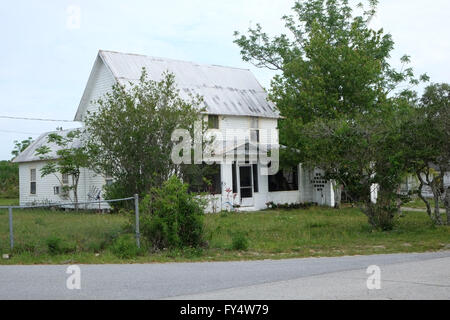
12, 129, 82, 163
96, 50, 279, 118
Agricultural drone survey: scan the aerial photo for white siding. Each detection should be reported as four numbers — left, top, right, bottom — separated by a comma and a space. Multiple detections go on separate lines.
18, 161, 108, 209
76, 56, 116, 121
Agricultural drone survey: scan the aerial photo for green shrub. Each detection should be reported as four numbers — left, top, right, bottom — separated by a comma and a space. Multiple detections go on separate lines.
46, 236, 63, 255
103, 182, 134, 211
231, 232, 249, 251
13, 243, 38, 255
45, 236, 76, 255
140, 176, 206, 250
0, 161, 19, 198
110, 234, 140, 259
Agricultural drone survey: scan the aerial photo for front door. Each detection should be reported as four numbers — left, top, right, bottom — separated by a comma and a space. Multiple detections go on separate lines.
238, 165, 254, 207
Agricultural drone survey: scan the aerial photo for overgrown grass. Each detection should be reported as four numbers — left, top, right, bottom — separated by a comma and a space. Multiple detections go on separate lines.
0, 198, 19, 206
0, 207, 128, 261
0, 203, 448, 264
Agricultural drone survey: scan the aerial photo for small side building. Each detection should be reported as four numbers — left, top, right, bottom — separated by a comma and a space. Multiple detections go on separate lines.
12, 129, 109, 209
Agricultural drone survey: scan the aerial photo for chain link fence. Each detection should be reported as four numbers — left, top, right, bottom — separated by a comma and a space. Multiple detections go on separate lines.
0, 195, 140, 253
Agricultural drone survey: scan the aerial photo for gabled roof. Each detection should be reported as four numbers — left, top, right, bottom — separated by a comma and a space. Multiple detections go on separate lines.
75, 50, 279, 121
12, 129, 81, 163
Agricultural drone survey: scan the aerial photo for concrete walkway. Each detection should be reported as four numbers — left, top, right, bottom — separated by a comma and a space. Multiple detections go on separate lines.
401, 207, 446, 213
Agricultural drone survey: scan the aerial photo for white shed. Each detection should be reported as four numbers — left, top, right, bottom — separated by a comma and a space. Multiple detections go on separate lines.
12, 129, 108, 209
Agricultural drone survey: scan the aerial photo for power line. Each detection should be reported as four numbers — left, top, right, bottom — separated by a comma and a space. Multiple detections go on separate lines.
0, 129, 42, 135
0, 115, 78, 122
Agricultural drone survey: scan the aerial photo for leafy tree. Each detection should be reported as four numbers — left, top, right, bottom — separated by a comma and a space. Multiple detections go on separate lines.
401, 83, 450, 225
0, 160, 18, 198
35, 129, 89, 209
234, 0, 427, 228
301, 106, 411, 230
84, 69, 205, 200
11, 137, 34, 158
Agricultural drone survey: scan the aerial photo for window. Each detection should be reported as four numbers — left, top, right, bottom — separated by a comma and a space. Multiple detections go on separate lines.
268, 166, 298, 192
62, 173, 69, 185
105, 177, 114, 186
208, 115, 219, 129
250, 117, 259, 143
185, 163, 221, 194
30, 169, 36, 195
53, 186, 60, 195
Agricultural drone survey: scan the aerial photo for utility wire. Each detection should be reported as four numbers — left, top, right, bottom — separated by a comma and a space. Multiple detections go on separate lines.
0, 115, 78, 122
0, 129, 42, 135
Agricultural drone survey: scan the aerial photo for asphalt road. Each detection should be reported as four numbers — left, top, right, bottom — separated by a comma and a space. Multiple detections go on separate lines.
0, 251, 449, 300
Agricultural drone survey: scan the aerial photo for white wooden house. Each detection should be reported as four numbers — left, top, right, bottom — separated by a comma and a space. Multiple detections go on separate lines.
14, 50, 336, 211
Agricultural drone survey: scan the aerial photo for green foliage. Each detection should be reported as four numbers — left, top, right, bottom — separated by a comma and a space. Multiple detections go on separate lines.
84, 70, 204, 202
140, 176, 206, 250
234, 0, 428, 229
11, 137, 33, 158
234, 0, 424, 126
301, 110, 412, 228
46, 236, 63, 255
400, 83, 450, 225
366, 202, 399, 231
231, 232, 249, 251
45, 236, 76, 255
0, 207, 448, 263
35, 129, 90, 208
0, 161, 18, 198
110, 234, 140, 259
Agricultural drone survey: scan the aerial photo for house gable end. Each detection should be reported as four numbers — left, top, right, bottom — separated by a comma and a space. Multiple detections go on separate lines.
74, 54, 117, 121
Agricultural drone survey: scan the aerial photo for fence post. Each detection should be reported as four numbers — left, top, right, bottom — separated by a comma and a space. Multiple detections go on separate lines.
134, 194, 140, 249
8, 207, 14, 250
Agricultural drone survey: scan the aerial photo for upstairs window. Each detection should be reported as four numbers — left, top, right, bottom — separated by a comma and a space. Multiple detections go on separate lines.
62, 173, 69, 185
105, 175, 114, 186
208, 115, 219, 129
250, 117, 259, 143
30, 169, 36, 195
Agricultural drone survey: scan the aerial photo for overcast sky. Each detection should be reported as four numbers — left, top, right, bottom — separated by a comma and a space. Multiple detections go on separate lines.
0, 0, 449, 160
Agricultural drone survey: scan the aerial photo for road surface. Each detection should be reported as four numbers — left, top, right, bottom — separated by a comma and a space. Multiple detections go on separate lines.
0, 251, 449, 299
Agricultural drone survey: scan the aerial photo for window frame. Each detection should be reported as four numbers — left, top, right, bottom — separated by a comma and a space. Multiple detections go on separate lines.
62, 173, 69, 185
249, 117, 259, 143
30, 168, 36, 195
207, 115, 219, 129
105, 175, 114, 186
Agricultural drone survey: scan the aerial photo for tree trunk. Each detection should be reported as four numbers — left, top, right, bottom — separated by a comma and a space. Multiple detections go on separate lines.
430, 180, 443, 225
73, 175, 79, 211
417, 174, 433, 222
444, 186, 450, 226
